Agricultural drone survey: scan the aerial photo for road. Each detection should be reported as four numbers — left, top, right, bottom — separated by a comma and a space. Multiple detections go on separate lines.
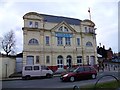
2, 71, 119, 89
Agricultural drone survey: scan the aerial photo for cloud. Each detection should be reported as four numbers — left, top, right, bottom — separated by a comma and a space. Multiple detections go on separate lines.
0, 0, 118, 53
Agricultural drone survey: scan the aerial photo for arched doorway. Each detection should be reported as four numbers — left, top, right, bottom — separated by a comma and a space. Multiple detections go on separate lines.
57, 55, 64, 69
66, 55, 72, 68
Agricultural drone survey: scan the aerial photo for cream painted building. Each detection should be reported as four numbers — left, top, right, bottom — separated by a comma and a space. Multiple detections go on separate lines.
22, 12, 98, 71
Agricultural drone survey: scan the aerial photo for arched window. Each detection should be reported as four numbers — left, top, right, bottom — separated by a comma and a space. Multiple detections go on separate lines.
58, 26, 63, 32
57, 55, 63, 68
58, 26, 69, 32
28, 38, 39, 45
64, 27, 69, 32
86, 41, 93, 47
66, 55, 72, 68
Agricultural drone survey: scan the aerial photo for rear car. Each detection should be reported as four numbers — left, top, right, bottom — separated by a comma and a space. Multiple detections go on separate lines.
22, 65, 53, 80
60, 66, 97, 82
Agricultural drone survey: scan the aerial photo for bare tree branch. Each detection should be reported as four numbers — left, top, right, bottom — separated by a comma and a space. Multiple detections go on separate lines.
1, 30, 16, 55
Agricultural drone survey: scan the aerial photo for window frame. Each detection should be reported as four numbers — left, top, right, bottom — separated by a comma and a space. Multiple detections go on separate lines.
46, 56, 50, 64
57, 37, 63, 46
45, 36, 50, 45
28, 38, 39, 45
35, 22, 38, 28
77, 56, 82, 65
86, 41, 93, 47
77, 38, 80, 46
65, 37, 71, 45
29, 21, 33, 27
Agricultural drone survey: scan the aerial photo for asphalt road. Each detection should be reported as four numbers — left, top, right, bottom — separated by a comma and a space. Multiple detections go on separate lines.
2, 71, 119, 89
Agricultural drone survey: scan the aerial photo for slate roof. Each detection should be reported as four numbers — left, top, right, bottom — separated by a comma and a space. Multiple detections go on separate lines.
40, 14, 81, 25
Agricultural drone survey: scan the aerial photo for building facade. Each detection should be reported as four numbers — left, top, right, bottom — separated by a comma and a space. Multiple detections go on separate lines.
22, 12, 98, 71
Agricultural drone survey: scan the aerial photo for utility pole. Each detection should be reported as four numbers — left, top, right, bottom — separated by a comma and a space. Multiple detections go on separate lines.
88, 7, 91, 20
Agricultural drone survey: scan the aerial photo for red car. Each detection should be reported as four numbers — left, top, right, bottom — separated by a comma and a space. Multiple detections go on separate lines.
60, 66, 97, 82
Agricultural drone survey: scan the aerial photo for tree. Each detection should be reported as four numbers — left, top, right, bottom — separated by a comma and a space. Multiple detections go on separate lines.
1, 30, 16, 55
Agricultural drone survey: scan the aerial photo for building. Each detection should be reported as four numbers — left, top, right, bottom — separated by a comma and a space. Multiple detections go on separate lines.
22, 12, 98, 71
0, 54, 16, 78
16, 53, 23, 73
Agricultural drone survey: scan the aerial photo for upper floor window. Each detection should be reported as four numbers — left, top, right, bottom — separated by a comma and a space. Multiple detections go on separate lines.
77, 38, 80, 46
57, 37, 63, 45
58, 26, 63, 32
29, 21, 33, 27
64, 27, 69, 32
86, 41, 93, 47
45, 36, 50, 45
58, 26, 69, 32
85, 27, 88, 33
28, 38, 39, 45
65, 37, 71, 45
35, 22, 38, 28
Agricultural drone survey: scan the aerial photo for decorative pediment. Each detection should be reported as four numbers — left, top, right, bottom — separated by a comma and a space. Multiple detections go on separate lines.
51, 21, 77, 33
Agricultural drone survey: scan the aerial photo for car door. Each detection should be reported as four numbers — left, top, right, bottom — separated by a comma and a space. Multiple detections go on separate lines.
75, 67, 85, 80
32, 66, 41, 77
84, 67, 91, 79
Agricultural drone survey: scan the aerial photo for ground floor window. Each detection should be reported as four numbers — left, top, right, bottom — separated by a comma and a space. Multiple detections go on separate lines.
57, 55, 63, 68
26, 56, 34, 65
36, 56, 39, 64
77, 56, 82, 65
46, 56, 50, 64
86, 56, 89, 65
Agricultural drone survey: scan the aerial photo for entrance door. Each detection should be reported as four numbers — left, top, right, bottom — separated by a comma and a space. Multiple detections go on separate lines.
90, 56, 95, 66
57, 55, 63, 69
66, 55, 72, 68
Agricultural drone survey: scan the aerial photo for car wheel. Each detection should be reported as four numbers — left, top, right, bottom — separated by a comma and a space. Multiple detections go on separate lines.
46, 74, 52, 78
70, 76, 75, 82
25, 75, 31, 80
92, 74, 96, 79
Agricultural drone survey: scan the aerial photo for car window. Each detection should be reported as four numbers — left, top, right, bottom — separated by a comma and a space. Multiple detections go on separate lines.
84, 67, 91, 71
75, 67, 84, 72
25, 66, 32, 71
90, 67, 96, 71
41, 65, 49, 70
34, 66, 39, 70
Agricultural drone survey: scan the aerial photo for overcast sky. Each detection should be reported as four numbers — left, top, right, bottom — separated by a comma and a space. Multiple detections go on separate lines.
0, 0, 119, 54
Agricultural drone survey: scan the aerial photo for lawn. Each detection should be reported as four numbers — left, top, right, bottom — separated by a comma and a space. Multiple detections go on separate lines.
79, 80, 120, 90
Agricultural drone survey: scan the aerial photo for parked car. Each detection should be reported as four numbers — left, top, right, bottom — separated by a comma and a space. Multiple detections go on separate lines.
22, 64, 53, 80
60, 66, 97, 82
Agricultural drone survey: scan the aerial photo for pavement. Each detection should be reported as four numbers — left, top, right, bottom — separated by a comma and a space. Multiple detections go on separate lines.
1, 74, 61, 81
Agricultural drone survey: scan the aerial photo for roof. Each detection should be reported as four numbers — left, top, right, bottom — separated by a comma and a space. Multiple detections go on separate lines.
23, 12, 81, 25
41, 14, 81, 25
16, 53, 23, 57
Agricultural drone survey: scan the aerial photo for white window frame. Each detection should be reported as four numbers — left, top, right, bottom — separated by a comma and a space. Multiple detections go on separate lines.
57, 37, 63, 45
65, 37, 71, 45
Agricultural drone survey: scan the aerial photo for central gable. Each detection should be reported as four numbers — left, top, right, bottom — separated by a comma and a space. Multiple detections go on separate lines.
51, 21, 77, 33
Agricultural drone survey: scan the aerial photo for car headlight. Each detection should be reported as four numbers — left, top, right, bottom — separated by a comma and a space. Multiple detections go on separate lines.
63, 74, 68, 77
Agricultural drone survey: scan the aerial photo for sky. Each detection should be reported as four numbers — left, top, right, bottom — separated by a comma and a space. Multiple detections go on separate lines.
0, 0, 119, 54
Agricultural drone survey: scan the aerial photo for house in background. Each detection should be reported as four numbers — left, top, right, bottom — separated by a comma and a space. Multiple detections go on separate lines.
22, 12, 98, 72
0, 53, 16, 79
